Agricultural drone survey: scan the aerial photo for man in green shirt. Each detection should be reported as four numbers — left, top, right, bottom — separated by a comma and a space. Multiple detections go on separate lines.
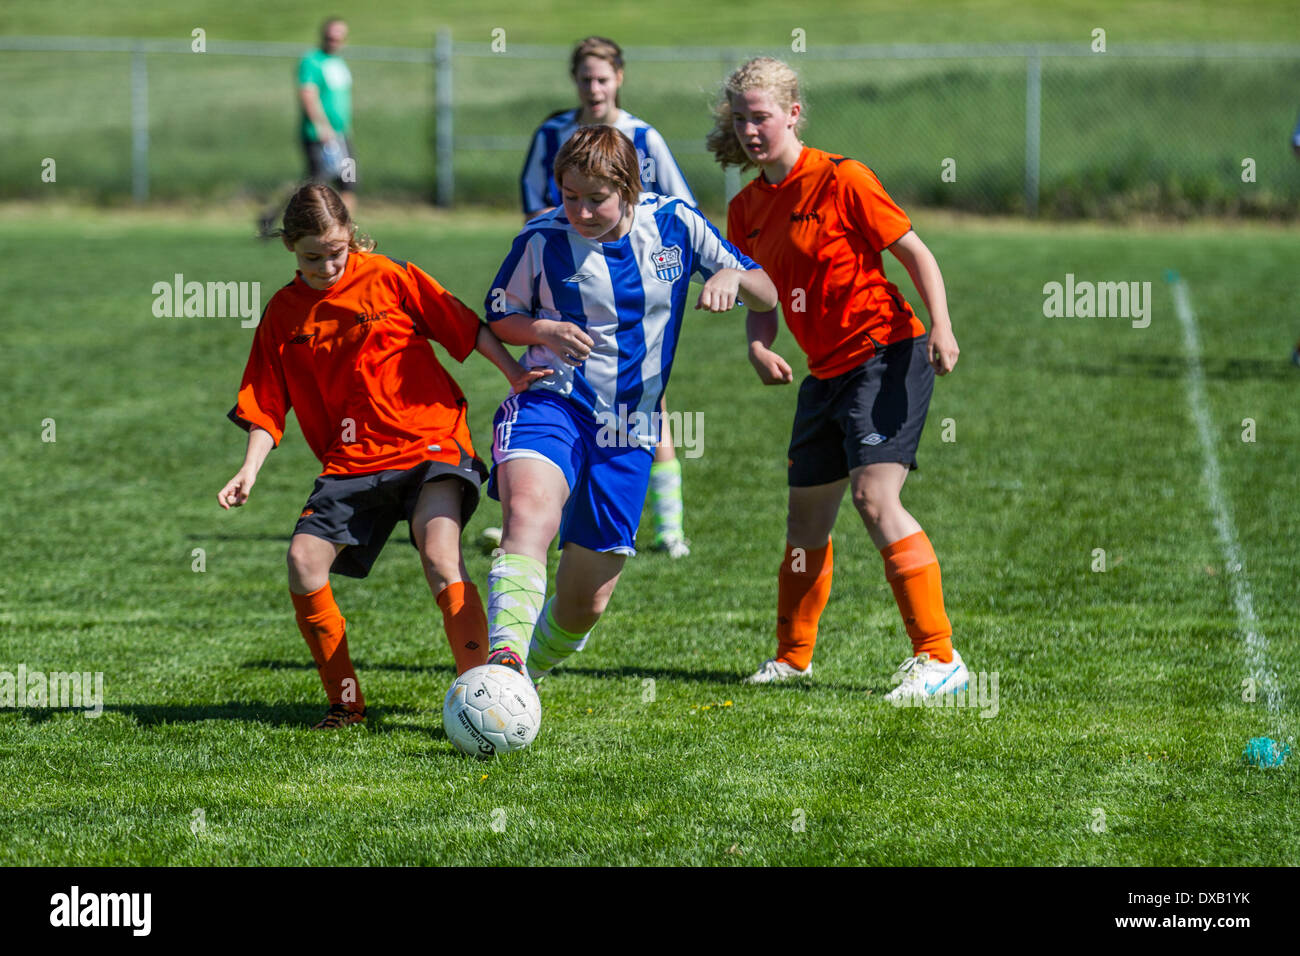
298, 18, 356, 210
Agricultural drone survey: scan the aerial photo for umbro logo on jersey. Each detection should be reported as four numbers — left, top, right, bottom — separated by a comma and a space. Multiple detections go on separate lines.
862, 433, 886, 446
650, 246, 683, 282
563, 272, 592, 284
747, 229, 761, 239
790, 210, 823, 223
289, 333, 316, 345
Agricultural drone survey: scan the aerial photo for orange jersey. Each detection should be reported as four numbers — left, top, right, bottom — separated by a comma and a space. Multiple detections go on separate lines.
727, 146, 925, 379
229, 250, 482, 476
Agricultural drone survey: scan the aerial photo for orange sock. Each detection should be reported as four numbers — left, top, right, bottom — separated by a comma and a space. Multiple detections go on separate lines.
775, 539, 833, 671
880, 531, 953, 662
290, 582, 364, 709
436, 581, 489, 675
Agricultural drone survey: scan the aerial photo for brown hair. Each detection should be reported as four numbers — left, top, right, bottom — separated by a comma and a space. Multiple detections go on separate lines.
707, 57, 806, 169
570, 36, 624, 108
553, 125, 642, 208
271, 183, 374, 251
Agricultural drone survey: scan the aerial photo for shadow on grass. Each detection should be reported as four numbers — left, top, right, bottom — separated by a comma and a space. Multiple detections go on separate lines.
7, 701, 435, 735
240, 658, 457, 676
1061, 352, 1299, 383
556, 663, 878, 694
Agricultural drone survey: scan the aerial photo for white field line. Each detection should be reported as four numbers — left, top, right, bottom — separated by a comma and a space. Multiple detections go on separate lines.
1169, 277, 1282, 718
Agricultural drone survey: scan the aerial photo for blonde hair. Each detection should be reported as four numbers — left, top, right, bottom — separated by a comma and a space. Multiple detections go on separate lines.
554, 125, 642, 208
272, 183, 374, 251
707, 57, 806, 169
570, 36, 625, 108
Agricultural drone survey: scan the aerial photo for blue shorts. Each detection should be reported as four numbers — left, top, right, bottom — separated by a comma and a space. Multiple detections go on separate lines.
488, 389, 653, 555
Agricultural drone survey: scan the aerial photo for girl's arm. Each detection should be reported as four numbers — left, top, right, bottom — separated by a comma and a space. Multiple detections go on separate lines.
487, 314, 595, 367
887, 230, 959, 375
692, 266, 789, 386
473, 321, 553, 391
695, 267, 778, 314
746, 307, 794, 385
217, 427, 276, 509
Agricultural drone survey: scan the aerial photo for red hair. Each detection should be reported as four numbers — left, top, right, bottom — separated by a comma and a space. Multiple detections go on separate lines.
554, 126, 641, 208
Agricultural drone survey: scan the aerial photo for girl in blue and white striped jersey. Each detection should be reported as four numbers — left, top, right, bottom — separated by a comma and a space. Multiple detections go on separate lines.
483, 125, 777, 683
519, 36, 699, 557
519, 36, 695, 222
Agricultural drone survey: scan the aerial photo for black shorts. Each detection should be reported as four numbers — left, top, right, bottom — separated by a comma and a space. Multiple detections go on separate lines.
787, 335, 934, 487
302, 136, 357, 191
294, 458, 488, 578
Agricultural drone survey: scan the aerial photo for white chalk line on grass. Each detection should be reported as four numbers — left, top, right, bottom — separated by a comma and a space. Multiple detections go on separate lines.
1169, 276, 1283, 721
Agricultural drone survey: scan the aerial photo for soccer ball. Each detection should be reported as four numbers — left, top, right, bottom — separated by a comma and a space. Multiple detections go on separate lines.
443, 664, 541, 757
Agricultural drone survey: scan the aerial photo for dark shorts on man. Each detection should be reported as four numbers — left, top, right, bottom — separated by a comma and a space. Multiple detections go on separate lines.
302, 136, 357, 191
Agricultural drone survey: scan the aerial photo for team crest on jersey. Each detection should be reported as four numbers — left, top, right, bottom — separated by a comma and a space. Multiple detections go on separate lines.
650, 246, 683, 282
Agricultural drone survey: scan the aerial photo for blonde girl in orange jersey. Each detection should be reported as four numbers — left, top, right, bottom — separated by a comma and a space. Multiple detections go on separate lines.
218, 184, 544, 729
710, 58, 969, 700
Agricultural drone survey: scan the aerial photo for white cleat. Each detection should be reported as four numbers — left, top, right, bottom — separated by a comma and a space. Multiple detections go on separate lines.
884, 650, 969, 704
652, 533, 691, 559
480, 526, 504, 557
743, 658, 812, 684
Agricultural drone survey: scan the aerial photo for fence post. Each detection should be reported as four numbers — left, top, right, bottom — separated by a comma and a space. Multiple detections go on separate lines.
1025, 50, 1041, 218
131, 46, 149, 203
435, 28, 453, 207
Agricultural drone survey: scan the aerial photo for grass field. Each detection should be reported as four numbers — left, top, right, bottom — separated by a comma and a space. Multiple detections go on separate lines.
1, 204, 1296, 865
4, 0, 1299, 213
5, 0, 1297, 47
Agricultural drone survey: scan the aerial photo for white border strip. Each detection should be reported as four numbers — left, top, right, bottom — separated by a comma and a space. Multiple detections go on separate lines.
1169, 277, 1282, 718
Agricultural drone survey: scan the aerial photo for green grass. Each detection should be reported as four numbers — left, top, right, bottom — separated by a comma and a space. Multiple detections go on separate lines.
1, 206, 1297, 865
4, 0, 1299, 213
5, 0, 1298, 46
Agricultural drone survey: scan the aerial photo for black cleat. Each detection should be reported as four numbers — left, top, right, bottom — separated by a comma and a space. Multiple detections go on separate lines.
311, 703, 366, 730
486, 647, 526, 676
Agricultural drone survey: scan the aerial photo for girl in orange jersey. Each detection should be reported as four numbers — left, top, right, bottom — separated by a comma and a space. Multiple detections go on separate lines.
217, 184, 545, 729
709, 58, 969, 701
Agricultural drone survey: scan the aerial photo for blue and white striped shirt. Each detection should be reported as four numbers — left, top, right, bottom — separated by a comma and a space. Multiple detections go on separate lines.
486, 193, 758, 448
519, 108, 695, 215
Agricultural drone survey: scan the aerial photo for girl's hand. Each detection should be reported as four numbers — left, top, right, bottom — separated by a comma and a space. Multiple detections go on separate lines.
509, 366, 553, 393
928, 324, 960, 375
696, 270, 742, 313
749, 343, 794, 385
537, 320, 594, 366
217, 468, 257, 510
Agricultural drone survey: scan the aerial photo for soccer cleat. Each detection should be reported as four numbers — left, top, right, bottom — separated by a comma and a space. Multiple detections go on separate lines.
312, 703, 366, 730
652, 532, 691, 559
743, 658, 812, 684
1291, 344, 1300, 368
883, 650, 968, 704
486, 646, 527, 676
479, 526, 504, 557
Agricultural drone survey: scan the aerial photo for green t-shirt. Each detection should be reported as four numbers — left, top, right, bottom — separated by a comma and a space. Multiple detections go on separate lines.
298, 49, 352, 142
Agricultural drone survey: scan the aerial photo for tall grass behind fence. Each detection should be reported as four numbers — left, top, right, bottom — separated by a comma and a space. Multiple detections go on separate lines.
4, 36, 1299, 217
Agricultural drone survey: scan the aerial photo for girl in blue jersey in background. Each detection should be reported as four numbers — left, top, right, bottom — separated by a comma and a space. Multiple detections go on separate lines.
519, 36, 697, 557
485, 125, 777, 681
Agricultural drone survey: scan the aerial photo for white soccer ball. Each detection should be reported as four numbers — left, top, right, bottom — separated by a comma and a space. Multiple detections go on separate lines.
443, 664, 541, 757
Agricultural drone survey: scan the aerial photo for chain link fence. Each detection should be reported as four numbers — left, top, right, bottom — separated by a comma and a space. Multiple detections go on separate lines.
4, 34, 1299, 218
